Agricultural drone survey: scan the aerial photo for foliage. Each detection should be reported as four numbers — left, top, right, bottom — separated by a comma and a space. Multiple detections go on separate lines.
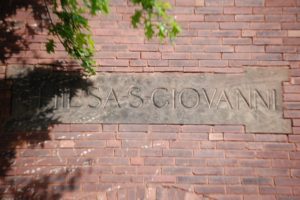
45, 0, 180, 75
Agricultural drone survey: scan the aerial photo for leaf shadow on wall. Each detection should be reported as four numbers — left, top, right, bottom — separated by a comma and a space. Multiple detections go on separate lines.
0, 0, 50, 64
0, 67, 94, 199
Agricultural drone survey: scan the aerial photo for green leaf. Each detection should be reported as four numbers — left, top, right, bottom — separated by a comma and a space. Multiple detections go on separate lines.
131, 10, 142, 28
46, 39, 55, 53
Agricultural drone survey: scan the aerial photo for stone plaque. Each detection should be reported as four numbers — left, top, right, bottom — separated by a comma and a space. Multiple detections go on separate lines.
9, 67, 291, 133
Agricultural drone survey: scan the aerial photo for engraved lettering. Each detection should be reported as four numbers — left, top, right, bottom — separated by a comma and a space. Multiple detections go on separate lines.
179, 88, 200, 109
236, 89, 251, 110
253, 89, 270, 110
104, 88, 121, 108
69, 90, 83, 108
172, 89, 177, 109
216, 90, 233, 109
87, 87, 102, 108
151, 88, 169, 108
271, 89, 277, 110
128, 86, 144, 108
202, 88, 217, 109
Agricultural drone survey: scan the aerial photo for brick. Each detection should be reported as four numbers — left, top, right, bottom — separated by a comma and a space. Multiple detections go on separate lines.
207, 158, 238, 166
75, 140, 106, 148
144, 176, 175, 183
235, 45, 265, 53
235, 14, 264, 21
179, 132, 208, 140
122, 140, 152, 148
59, 140, 75, 148
136, 166, 160, 175
226, 150, 256, 158
141, 52, 161, 59
162, 52, 189, 60
176, 14, 204, 22
130, 157, 144, 165
224, 7, 252, 14
255, 134, 288, 142
191, 53, 221, 59
20, 149, 52, 157
177, 176, 207, 184
255, 168, 289, 177
118, 132, 147, 139
224, 133, 254, 141
290, 152, 300, 160
250, 23, 281, 30
223, 38, 252, 45
243, 195, 276, 200
284, 94, 300, 101
209, 133, 224, 141
227, 186, 258, 194
284, 110, 300, 118
195, 186, 225, 194
193, 167, 224, 175
292, 169, 300, 177
256, 30, 287, 37
205, 14, 235, 22
163, 149, 193, 157
97, 158, 129, 165
114, 148, 138, 157
275, 178, 300, 186
209, 176, 240, 184
175, 158, 206, 166
100, 59, 129, 67
283, 38, 300, 45
259, 186, 292, 195
256, 151, 289, 159
50, 124, 70, 132
235, 0, 264, 6
70, 124, 100, 132
149, 132, 177, 140
150, 125, 180, 133
272, 160, 300, 168
194, 150, 224, 158
266, 0, 297, 6
284, 54, 300, 61
140, 149, 162, 157
288, 30, 300, 37
263, 143, 295, 151
225, 167, 254, 176
223, 53, 251, 60
205, 0, 234, 6
162, 167, 192, 175
242, 177, 274, 185
239, 159, 271, 168
217, 141, 246, 149
170, 141, 199, 149
253, 38, 283, 45
198, 30, 241, 37
220, 22, 250, 29
144, 157, 174, 165
266, 46, 296, 53
266, 15, 296, 22
100, 175, 132, 183
195, 7, 223, 14
289, 135, 300, 142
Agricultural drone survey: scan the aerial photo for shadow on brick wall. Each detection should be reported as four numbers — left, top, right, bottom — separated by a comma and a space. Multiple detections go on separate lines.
0, 67, 93, 199
0, 0, 50, 64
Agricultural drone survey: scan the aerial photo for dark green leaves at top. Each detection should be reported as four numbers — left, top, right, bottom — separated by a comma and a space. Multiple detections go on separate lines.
47, 0, 180, 75
130, 0, 181, 42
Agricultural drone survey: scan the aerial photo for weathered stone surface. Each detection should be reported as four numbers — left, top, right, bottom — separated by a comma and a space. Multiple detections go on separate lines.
9, 67, 291, 133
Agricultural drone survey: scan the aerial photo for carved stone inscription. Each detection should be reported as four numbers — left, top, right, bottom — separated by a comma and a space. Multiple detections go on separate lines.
11, 68, 291, 133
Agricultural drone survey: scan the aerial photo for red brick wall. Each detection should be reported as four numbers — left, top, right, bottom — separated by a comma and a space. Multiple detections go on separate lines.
1, 0, 300, 199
